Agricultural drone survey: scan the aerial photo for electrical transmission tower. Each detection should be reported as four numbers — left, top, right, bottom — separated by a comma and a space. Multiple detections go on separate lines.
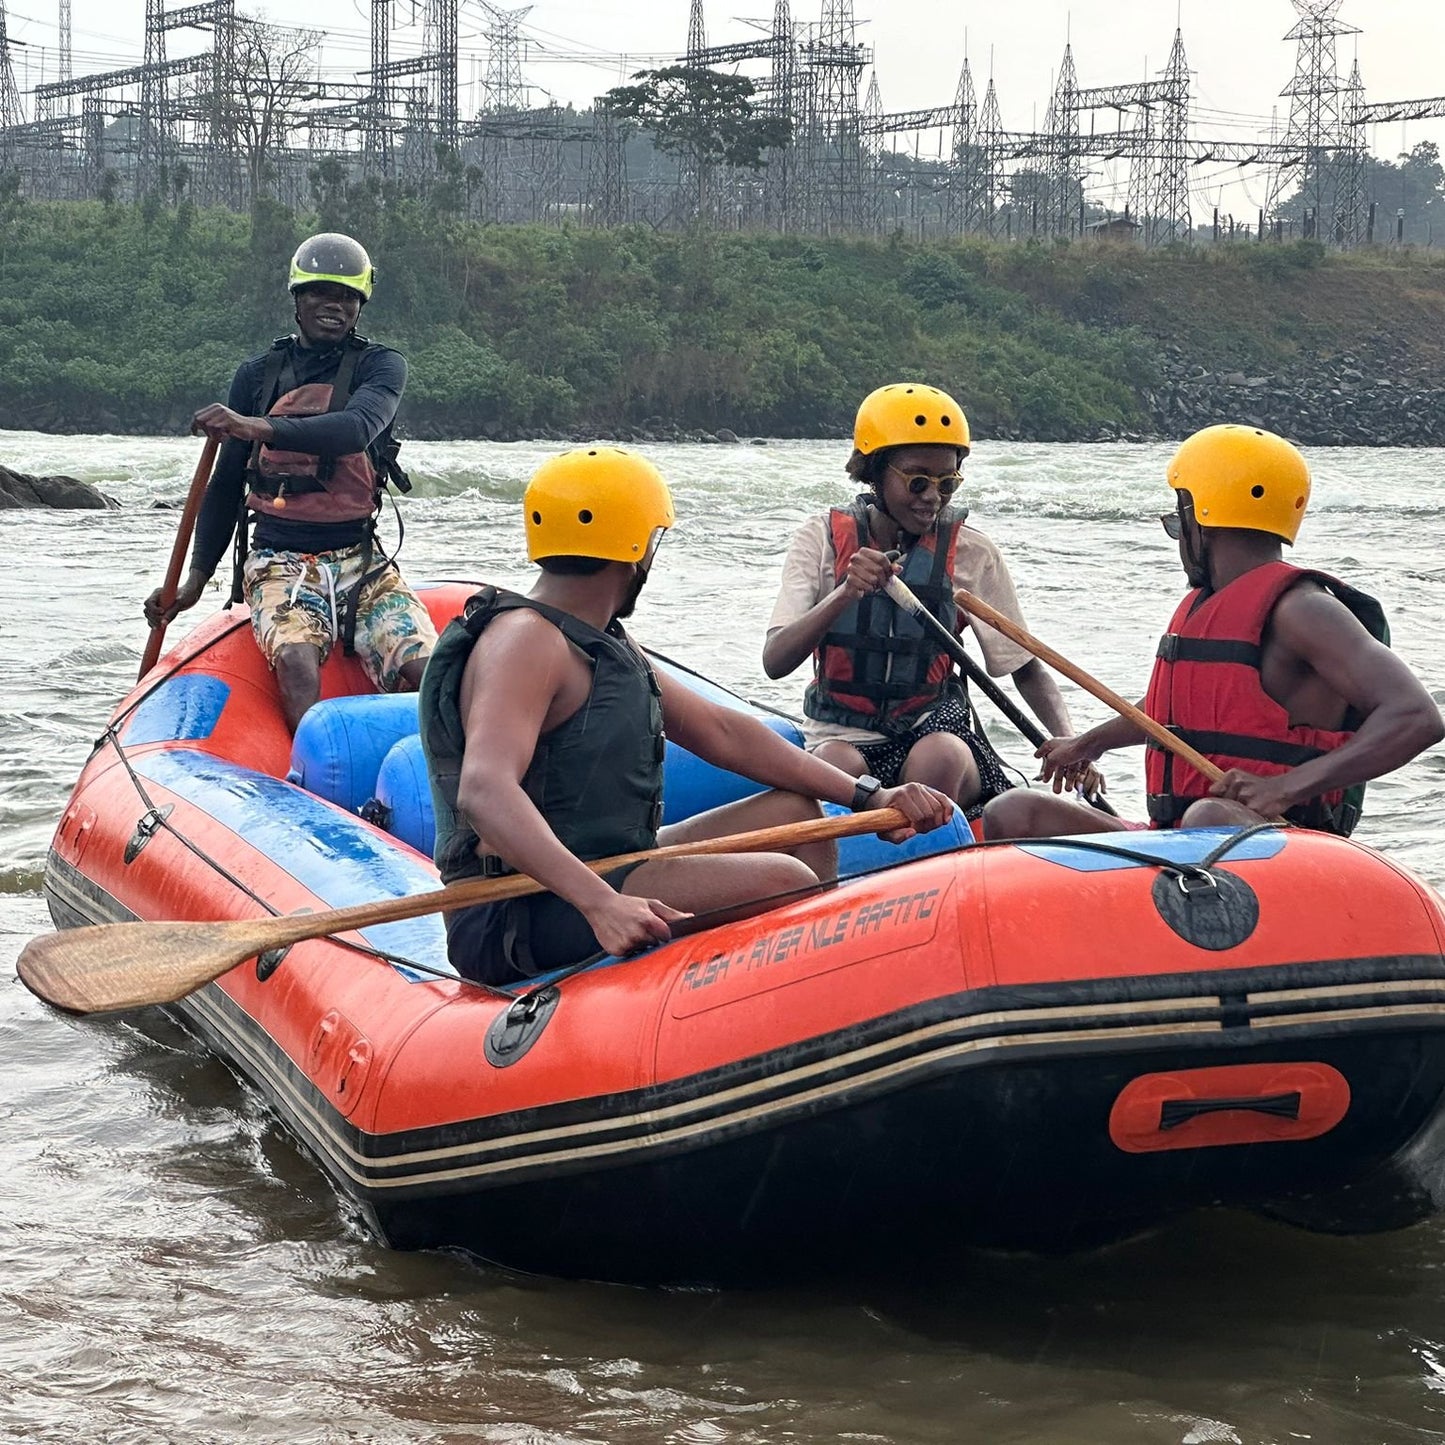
482, 3, 530, 112
0, 0, 22, 136
978, 70, 1003, 237
1264, 0, 1362, 244
479, 2, 531, 219
948, 52, 981, 236
367, 0, 392, 173
1044, 43, 1082, 235
1156, 27, 1191, 242
860, 68, 882, 232
425, 0, 458, 147
686, 0, 706, 67
59, 0, 72, 84
766, 0, 799, 231
139, 0, 169, 192
804, 0, 870, 234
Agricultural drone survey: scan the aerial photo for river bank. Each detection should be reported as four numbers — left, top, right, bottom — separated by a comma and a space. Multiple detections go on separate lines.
3, 203, 1445, 447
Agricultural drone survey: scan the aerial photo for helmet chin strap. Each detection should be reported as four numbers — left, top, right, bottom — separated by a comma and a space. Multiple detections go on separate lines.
1183, 524, 1212, 590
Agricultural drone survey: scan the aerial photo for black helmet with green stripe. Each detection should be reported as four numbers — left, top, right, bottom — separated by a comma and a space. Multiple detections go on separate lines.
287, 232, 374, 304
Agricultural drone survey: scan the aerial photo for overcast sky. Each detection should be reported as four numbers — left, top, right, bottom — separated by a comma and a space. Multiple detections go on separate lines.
7, 0, 1443, 215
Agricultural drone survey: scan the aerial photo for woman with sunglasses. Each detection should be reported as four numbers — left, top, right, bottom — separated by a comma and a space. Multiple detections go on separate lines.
763, 382, 1097, 819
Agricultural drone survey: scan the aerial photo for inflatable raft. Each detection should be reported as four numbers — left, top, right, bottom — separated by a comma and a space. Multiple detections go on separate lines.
41, 581, 1445, 1283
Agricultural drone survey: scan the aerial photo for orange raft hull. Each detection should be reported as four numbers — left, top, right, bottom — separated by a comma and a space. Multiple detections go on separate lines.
43, 583, 1445, 1284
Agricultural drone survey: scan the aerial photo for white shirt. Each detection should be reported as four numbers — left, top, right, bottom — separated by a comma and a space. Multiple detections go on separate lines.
767, 510, 1035, 748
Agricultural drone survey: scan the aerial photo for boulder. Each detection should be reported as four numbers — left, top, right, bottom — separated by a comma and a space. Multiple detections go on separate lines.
714, 427, 740, 444
0, 462, 120, 510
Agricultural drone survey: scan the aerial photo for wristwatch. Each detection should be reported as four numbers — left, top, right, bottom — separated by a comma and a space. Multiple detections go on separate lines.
851, 774, 883, 811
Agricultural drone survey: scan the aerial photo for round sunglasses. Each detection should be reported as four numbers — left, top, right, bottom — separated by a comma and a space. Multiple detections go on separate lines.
887, 464, 962, 500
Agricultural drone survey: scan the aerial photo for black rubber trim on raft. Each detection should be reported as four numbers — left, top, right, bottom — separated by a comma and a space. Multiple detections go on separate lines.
44, 855, 1445, 1197
178, 941, 1445, 1194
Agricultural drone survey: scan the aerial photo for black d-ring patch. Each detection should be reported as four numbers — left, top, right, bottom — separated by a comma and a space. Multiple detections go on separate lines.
1150, 869, 1259, 951
485, 986, 561, 1067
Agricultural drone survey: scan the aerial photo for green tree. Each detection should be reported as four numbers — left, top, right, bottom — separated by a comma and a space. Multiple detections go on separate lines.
601, 66, 791, 222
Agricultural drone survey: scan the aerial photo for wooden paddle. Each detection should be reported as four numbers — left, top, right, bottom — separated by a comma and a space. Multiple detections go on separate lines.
952, 586, 1289, 824
17, 806, 908, 1016
883, 574, 1117, 815
951, 587, 1228, 783
138, 437, 219, 680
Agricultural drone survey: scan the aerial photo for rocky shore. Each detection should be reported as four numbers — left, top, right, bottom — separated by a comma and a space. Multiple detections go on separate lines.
4, 358, 1442, 453
1125, 347, 1445, 449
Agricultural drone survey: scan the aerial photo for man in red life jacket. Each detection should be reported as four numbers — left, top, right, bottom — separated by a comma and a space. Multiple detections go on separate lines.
982, 424, 1443, 841
143, 232, 437, 731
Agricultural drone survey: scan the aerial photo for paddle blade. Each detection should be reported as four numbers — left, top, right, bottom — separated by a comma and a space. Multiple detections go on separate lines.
16, 917, 285, 1015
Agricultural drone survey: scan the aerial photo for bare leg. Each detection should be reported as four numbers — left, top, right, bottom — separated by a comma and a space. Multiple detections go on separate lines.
1179, 798, 1268, 828
273, 642, 324, 733
899, 732, 982, 811
396, 656, 427, 692
982, 788, 1130, 841
626, 791, 828, 913
813, 739, 868, 777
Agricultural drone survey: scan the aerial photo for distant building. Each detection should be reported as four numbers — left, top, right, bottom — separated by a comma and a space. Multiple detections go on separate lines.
1085, 215, 1144, 243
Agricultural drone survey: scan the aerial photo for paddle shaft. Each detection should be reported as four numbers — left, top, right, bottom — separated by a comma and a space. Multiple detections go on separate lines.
17, 806, 909, 1014
212, 804, 911, 946
952, 586, 1229, 784
139, 437, 218, 680
885, 576, 1118, 816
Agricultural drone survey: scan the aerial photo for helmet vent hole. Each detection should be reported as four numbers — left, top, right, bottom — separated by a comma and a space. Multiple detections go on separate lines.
1250, 485, 1265, 499
587, 449, 598, 456
1295, 496, 1305, 509
531, 510, 542, 525
578, 509, 593, 524
915, 414, 927, 426
941, 415, 952, 427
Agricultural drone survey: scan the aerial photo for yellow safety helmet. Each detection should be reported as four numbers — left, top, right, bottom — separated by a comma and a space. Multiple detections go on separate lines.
525, 447, 676, 565
1167, 424, 1311, 545
853, 382, 971, 456
288, 232, 375, 303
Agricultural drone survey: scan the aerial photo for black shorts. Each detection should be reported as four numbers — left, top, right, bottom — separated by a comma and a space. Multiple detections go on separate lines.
444, 861, 647, 986
854, 693, 1014, 819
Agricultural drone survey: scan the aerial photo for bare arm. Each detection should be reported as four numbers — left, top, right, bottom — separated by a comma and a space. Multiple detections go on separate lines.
1214, 586, 1444, 813
1011, 658, 1073, 737
658, 669, 954, 837
762, 546, 895, 679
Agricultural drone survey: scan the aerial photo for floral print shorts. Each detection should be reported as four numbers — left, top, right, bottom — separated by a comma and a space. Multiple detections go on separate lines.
242, 543, 438, 692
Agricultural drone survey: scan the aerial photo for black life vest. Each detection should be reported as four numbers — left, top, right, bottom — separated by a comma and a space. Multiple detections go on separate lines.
804, 498, 968, 732
419, 586, 666, 886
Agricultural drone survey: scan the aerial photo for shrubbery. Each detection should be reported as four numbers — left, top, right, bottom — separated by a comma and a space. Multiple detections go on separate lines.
4, 195, 1433, 440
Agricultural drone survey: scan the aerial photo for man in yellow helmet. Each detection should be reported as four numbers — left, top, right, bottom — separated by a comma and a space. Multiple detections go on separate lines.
983, 424, 1443, 840
419, 447, 953, 985
143, 232, 437, 731
763, 382, 1098, 819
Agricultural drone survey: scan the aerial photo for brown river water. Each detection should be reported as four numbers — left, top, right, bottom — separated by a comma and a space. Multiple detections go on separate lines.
2, 434, 1444, 1444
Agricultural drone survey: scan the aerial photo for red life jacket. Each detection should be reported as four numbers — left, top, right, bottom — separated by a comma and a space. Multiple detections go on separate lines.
246, 338, 381, 524
1143, 560, 1379, 835
804, 500, 967, 732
